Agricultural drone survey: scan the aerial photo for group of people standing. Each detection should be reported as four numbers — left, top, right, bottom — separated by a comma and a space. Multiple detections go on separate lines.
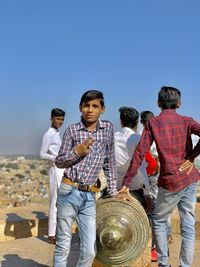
40, 87, 200, 267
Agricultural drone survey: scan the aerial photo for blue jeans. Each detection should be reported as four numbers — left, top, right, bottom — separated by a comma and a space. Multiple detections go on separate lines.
152, 183, 197, 267
54, 182, 96, 267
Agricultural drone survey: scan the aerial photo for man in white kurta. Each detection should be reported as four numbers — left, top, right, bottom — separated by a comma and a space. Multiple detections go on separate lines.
40, 108, 65, 242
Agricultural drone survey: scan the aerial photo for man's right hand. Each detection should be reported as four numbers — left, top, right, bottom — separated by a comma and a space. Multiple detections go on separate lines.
179, 159, 194, 174
74, 137, 95, 157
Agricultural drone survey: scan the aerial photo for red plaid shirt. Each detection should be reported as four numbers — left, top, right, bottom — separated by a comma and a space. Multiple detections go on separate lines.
123, 109, 200, 191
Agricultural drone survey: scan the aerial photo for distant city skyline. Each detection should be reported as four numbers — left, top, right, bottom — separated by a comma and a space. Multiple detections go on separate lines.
1, 1, 200, 155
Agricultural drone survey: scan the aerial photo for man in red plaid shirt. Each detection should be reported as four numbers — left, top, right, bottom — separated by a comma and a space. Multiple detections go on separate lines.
120, 86, 200, 267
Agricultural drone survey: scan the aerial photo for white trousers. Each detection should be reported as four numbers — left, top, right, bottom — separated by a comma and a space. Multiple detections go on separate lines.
48, 166, 64, 236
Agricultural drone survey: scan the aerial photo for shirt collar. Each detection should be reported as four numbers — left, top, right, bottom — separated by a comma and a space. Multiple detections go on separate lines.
122, 127, 136, 134
160, 109, 177, 115
50, 127, 60, 133
76, 119, 105, 131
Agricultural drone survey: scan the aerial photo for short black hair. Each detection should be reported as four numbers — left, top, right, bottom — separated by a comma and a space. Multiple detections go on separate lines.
79, 90, 105, 107
140, 111, 154, 125
158, 86, 181, 109
51, 108, 65, 118
119, 106, 139, 128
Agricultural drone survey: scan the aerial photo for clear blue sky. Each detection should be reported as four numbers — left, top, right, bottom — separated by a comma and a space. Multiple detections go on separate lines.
0, 0, 200, 155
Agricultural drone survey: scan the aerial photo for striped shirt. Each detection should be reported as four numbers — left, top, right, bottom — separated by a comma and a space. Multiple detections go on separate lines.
55, 119, 117, 196
123, 109, 200, 191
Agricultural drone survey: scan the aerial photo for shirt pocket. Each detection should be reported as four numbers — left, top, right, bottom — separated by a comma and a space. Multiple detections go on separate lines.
92, 141, 107, 155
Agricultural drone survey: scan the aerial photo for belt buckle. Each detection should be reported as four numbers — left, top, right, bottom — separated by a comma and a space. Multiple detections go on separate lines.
78, 184, 90, 191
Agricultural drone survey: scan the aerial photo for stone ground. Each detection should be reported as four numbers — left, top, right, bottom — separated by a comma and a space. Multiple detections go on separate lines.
1, 156, 200, 266
0, 234, 200, 267
0, 201, 200, 267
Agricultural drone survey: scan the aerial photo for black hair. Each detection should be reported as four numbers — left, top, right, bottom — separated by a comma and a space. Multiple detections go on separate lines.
119, 106, 139, 128
79, 90, 105, 107
51, 108, 65, 118
158, 86, 181, 109
140, 111, 154, 125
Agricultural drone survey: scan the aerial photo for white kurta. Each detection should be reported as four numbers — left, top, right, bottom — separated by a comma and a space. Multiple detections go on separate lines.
114, 127, 149, 190
40, 127, 64, 236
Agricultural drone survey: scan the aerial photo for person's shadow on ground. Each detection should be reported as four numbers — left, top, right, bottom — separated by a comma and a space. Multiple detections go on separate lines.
1, 254, 49, 267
